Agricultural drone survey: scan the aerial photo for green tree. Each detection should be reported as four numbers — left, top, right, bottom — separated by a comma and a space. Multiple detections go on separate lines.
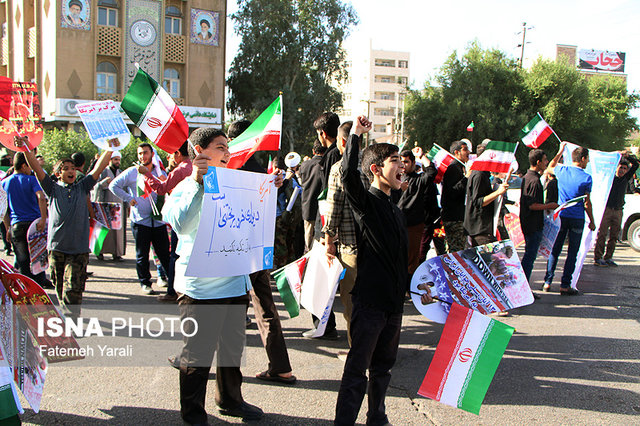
38, 129, 163, 173
405, 42, 530, 152
227, 0, 358, 156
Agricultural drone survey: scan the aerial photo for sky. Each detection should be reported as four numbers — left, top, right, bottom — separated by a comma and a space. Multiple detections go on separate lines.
225, 0, 640, 121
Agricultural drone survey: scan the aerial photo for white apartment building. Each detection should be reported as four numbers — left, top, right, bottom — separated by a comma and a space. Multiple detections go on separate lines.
337, 42, 410, 142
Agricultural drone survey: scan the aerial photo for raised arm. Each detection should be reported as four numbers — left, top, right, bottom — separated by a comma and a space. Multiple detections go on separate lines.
90, 150, 113, 181
16, 136, 47, 182
341, 116, 372, 217
547, 142, 566, 174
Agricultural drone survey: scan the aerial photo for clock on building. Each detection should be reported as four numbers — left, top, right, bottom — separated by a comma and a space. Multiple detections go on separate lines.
130, 20, 156, 46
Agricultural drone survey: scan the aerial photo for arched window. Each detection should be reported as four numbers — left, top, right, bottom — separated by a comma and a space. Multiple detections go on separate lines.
96, 62, 117, 94
165, 6, 182, 35
163, 68, 180, 98
98, 0, 118, 27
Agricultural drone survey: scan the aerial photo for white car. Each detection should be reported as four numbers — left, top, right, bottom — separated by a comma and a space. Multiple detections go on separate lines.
621, 193, 640, 252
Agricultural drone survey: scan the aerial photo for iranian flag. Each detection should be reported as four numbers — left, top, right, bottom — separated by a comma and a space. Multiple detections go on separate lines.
469, 141, 517, 173
89, 219, 109, 256
418, 303, 514, 414
553, 195, 587, 220
427, 144, 458, 184
272, 255, 308, 318
121, 67, 189, 154
519, 113, 554, 148
466, 121, 474, 132
227, 95, 282, 169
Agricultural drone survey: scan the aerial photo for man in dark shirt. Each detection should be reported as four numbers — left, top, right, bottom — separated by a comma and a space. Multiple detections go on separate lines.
299, 141, 326, 251
441, 140, 469, 252
594, 152, 639, 266
396, 149, 436, 275
519, 149, 558, 282
335, 116, 432, 426
315, 111, 342, 191
464, 169, 508, 247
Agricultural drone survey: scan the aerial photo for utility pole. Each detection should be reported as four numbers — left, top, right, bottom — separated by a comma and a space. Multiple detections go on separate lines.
517, 22, 534, 68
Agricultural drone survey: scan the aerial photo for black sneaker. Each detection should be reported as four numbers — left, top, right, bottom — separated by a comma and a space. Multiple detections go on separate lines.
218, 401, 263, 420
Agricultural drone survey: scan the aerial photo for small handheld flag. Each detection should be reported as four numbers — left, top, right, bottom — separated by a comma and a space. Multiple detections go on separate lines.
469, 141, 518, 173
519, 113, 556, 148
121, 67, 189, 154
227, 95, 282, 169
466, 121, 474, 132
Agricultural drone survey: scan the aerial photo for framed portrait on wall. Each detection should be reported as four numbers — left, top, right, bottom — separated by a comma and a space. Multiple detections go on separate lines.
190, 9, 219, 46
61, 0, 91, 31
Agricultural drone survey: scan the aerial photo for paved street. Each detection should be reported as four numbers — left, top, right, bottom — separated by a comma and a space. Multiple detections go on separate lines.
9, 237, 640, 425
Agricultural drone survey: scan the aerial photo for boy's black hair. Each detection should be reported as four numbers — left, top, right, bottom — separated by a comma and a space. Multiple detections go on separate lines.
53, 158, 74, 175
138, 142, 153, 152
338, 121, 353, 142
361, 143, 399, 182
313, 112, 340, 139
13, 152, 27, 171
71, 152, 85, 168
571, 146, 589, 162
312, 140, 327, 156
228, 119, 251, 140
400, 149, 415, 162
450, 140, 466, 153
528, 149, 547, 167
177, 141, 189, 157
187, 128, 227, 160
619, 158, 630, 168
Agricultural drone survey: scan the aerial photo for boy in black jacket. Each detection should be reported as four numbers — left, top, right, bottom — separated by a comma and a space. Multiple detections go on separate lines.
334, 117, 432, 425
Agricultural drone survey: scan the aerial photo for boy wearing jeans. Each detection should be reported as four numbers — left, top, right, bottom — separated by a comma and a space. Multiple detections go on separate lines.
20, 136, 112, 317
334, 117, 432, 425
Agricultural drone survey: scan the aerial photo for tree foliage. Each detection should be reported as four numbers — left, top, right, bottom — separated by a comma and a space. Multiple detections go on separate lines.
37, 129, 163, 174
405, 43, 639, 169
227, 0, 358, 155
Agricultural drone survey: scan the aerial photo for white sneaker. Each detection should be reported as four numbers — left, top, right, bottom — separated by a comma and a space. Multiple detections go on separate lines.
141, 285, 154, 294
157, 277, 168, 288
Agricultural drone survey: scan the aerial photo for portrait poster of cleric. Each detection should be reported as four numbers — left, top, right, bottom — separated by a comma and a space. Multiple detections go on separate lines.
61, 0, 91, 31
190, 9, 219, 46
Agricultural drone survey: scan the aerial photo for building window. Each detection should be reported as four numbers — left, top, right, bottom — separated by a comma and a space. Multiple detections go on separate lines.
374, 125, 386, 133
97, 0, 118, 27
163, 68, 180, 98
398, 60, 408, 68
375, 75, 393, 83
397, 76, 408, 85
96, 62, 117, 94
165, 6, 182, 35
375, 59, 395, 67
375, 91, 394, 100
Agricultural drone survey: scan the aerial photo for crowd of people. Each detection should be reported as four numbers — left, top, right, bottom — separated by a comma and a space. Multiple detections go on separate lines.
1, 110, 638, 424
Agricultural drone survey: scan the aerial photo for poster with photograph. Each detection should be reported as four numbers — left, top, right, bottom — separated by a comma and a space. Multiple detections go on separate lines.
411, 240, 534, 324
61, 0, 91, 31
190, 9, 219, 46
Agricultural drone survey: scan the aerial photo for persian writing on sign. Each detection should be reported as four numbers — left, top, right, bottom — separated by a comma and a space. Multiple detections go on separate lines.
186, 167, 277, 277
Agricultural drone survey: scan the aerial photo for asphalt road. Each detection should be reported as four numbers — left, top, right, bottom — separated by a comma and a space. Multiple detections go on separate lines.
9, 237, 640, 425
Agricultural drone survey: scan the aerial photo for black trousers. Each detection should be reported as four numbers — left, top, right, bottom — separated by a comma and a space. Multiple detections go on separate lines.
12, 221, 46, 285
131, 222, 171, 287
178, 293, 249, 424
335, 301, 402, 426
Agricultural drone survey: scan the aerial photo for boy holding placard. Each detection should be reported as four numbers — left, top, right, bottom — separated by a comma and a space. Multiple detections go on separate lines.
18, 136, 113, 318
162, 128, 283, 423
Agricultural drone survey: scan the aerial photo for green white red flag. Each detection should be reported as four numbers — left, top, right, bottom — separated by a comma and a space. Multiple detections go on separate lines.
519, 113, 554, 148
121, 67, 189, 154
469, 141, 517, 173
553, 195, 587, 220
89, 219, 109, 256
418, 303, 514, 414
427, 144, 458, 184
466, 121, 474, 132
227, 95, 282, 169
272, 254, 308, 318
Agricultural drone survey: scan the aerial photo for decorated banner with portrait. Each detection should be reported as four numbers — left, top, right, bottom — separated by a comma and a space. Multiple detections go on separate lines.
61, 0, 91, 31
190, 9, 220, 46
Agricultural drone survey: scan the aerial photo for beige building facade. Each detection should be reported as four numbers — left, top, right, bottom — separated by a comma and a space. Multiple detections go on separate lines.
338, 42, 410, 142
0, 0, 226, 131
